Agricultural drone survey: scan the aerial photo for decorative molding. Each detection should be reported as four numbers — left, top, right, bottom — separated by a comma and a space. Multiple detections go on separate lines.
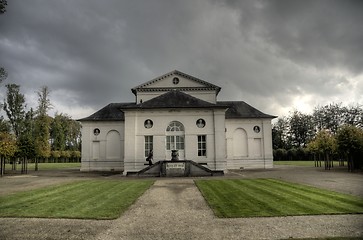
131, 70, 221, 95
136, 87, 218, 92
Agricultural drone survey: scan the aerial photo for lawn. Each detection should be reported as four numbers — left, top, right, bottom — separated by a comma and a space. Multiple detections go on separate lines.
274, 161, 316, 166
5, 162, 81, 170
0, 180, 154, 219
195, 178, 363, 218
273, 160, 343, 167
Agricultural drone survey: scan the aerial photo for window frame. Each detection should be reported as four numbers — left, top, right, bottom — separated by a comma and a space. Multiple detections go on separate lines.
144, 135, 153, 157
197, 135, 207, 157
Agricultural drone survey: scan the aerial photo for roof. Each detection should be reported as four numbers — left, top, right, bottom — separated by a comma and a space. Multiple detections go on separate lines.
220, 101, 277, 119
131, 70, 221, 95
122, 90, 228, 110
78, 97, 276, 122
77, 103, 133, 122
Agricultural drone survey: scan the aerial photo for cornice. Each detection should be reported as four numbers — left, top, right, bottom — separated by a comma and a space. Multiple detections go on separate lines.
131, 70, 221, 95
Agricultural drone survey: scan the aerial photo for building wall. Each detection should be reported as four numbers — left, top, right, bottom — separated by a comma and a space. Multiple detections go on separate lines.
80, 121, 124, 171
80, 116, 273, 173
225, 118, 273, 169
123, 108, 226, 174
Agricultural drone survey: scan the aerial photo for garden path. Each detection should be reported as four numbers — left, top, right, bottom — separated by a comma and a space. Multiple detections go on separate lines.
95, 179, 363, 240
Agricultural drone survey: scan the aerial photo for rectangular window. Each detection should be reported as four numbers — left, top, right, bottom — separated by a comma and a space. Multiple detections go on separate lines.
166, 136, 172, 150
166, 136, 184, 150
176, 136, 185, 150
198, 135, 207, 156
145, 136, 153, 157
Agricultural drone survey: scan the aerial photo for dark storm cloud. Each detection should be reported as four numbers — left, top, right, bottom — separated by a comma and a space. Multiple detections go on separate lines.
0, 0, 361, 119
222, 0, 363, 74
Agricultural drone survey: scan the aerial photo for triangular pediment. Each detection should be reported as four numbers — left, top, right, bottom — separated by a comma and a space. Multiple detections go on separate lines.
131, 70, 221, 95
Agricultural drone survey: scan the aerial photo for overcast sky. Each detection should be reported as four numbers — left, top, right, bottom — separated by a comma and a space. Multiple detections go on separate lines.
0, 0, 362, 120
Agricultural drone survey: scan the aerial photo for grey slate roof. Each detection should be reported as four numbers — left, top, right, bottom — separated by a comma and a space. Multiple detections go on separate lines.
79, 93, 276, 122
78, 103, 133, 121
121, 90, 228, 110
220, 101, 276, 119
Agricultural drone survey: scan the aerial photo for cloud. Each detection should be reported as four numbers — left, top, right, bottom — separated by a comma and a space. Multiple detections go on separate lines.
0, 0, 362, 120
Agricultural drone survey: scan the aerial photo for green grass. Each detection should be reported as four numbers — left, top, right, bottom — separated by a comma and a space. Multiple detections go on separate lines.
0, 180, 154, 219
5, 162, 81, 170
274, 161, 342, 166
195, 179, 363, 218
274, 161, 315, 166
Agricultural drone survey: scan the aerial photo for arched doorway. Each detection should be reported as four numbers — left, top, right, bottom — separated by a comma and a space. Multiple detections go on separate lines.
106, 130, 121, 160
165, 121, 185, 160
233, 128, 248, 157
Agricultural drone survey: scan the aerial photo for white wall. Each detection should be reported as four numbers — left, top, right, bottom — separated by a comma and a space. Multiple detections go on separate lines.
123, 109, 226, 174
225, 119, 273, 169
81, 121, 124, 171
80, 115, 273, 173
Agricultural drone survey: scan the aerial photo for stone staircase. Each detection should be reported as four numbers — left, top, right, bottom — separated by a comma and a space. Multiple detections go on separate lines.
126, 160, 224, 177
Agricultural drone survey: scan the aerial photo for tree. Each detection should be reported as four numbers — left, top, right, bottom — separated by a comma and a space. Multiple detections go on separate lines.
3, 84, 26, 139
313, 103, 363, 133
36, 86, 52, 116
34, 86, 52, 170
307, 139, 320, 167
0, 67, 7, 85
0, 117, 10, 133
288, 110, 315, 148
272, 117, 289, 149
336, 125, 363, 171
66, 118, 81, 151
17, 109, 36, 173
0, 132, 17, 176
51, 113, 81, 152
342, 105, 363, 128
308, 130, 337, 170
0, 0, 7, 14
0, 1, 8, 87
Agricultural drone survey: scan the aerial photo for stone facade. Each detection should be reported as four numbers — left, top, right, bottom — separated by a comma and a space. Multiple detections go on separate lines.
79, 70, 276, 174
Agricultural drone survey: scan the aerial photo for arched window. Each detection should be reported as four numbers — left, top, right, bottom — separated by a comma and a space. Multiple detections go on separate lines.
166, 121, 184, 132
166, 121, 185, 153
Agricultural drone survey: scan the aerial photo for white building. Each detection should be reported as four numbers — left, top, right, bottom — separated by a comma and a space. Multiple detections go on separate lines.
79, 70, 276, 175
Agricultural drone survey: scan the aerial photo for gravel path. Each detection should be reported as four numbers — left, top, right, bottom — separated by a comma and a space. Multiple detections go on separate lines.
0, 166, 362, 240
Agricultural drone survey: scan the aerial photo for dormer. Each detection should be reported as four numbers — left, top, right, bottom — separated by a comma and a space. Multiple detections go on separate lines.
132, 70, 221, 104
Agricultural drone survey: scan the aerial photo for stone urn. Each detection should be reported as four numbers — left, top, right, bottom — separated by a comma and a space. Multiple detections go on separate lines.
171, 150, 179, 161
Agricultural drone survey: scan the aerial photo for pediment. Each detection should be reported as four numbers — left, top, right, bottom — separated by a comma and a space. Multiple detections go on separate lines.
132, 70, 221, 94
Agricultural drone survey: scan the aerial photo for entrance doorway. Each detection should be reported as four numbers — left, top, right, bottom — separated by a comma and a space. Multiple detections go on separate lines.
165, 121, 185, 159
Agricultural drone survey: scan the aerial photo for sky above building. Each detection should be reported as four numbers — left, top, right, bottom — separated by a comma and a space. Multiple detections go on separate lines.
0, 0, 362, 120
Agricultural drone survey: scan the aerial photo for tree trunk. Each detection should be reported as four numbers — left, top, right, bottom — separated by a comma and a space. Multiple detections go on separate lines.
25, 157, 28, 174
348, 156, 353, 172
21, 157, 28, 174
12, 158, 16, 171
314, 154, 317, 167
35, 158, 38, 171
0, 156, 4, 177
21, 157, 25, 174
327, 153, 331, 170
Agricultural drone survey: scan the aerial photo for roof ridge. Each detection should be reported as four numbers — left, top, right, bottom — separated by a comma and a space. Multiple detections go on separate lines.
122, 90, 227, 110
